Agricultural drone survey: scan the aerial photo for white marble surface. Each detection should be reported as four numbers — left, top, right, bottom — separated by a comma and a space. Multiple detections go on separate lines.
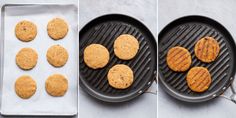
79, 0, 157, 118
159, 0, 236, 118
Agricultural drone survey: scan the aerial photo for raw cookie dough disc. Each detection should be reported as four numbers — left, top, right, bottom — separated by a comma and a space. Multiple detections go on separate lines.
16, 48, 38, 70
114, 34, 139, 60
186, 67, 212, 92
107, 64, 134, 89
45, 74, 68, 97
194, 36, 220, 63
47, 18, 68, 40
15, 75, 37, 99
166, 46, 192, 72
46, 45, 69, 67
15, 20, 37, 42
83, 44, 109, 69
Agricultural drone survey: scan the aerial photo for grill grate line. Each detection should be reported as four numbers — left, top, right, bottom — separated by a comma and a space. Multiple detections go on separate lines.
161, 25, 191, 50
80, 24, 104, 48
132, 57, 152, 87
208, 65, 229, 90
161, 26, 187, 44
160, 25, 195, 57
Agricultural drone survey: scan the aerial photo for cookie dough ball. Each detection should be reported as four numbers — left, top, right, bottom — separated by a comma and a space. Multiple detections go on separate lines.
45, 74, 68, 97
186, 67, 212, 92
195, 36, 220, 63
166, 46, 192, 72
47, 18, 68, 40
83, 44, 109, 69
107, 64, 134, 89
15, 75, 37, 99
114, 34, 139, 60
15, 20, 37, 42
16, 48, 38, 70
46, 45, 69, 67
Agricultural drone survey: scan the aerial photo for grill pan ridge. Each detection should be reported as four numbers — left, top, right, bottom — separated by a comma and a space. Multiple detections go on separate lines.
158, 15, 236, 102
80, 14, 157, 102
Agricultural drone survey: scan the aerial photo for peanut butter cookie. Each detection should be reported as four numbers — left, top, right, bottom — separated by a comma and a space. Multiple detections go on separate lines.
107, 64, 134, 89
15, 20, 37, 42
45, 74, 68, 97
15, 75, 37, 99
47, 18, 68, 40
114, 34, 139, 60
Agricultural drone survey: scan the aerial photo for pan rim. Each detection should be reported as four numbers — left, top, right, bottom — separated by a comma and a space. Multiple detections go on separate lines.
158, 15, 236, 102
79, 13, 157, 103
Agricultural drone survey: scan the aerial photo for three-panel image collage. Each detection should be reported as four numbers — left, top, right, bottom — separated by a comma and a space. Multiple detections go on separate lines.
0, 0, 236, 118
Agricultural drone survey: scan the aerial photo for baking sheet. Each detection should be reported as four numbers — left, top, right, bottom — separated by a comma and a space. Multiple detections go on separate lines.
0, 4, 78, 116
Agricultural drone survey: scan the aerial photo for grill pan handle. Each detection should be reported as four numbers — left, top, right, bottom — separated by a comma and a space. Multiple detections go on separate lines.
220, 77, 236, 104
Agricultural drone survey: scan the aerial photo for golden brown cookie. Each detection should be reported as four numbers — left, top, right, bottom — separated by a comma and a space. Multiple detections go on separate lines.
114, 34, 139, 60
107, 64, 134, 89
15, 75, 37, 99
46, 45, 69, 67
16, 48, 38, 70
186, 67, 212, 92
47, 18, 68, 40
15, 20, 37, 42
166, 46, 192, 72
83, 44, 109, 69
45, 74, 68, 97
194, 36, 220, 63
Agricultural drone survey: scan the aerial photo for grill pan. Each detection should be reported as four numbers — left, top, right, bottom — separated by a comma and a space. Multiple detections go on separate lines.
158, 15, 236, 102
79, 14, 157, 102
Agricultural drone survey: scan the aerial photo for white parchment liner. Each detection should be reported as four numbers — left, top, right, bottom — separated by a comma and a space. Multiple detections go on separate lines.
1, 4, 78, 115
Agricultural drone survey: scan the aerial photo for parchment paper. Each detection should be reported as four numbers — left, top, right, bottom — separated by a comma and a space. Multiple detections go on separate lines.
1, 4, 78, 116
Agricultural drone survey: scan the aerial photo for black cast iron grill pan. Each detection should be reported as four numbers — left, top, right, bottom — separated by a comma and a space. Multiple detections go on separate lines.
158, 15, 236, 102
79, 14, 157, 102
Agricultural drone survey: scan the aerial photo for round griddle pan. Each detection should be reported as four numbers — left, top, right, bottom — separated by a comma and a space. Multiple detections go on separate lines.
79, 14, 157, 102
158, 15, 236, 102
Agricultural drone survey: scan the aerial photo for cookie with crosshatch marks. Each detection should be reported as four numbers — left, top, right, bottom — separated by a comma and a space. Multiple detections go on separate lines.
166, 46, 192, 72
107, 64, 134, 89
15, 20, 37, 42
47, 18, 68, 40
186, 67, 212, 92
15, 75, 37, 99
194, 36, 220, 63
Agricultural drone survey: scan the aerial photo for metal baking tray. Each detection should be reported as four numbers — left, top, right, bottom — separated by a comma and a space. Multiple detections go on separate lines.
0, 4, 78, 116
